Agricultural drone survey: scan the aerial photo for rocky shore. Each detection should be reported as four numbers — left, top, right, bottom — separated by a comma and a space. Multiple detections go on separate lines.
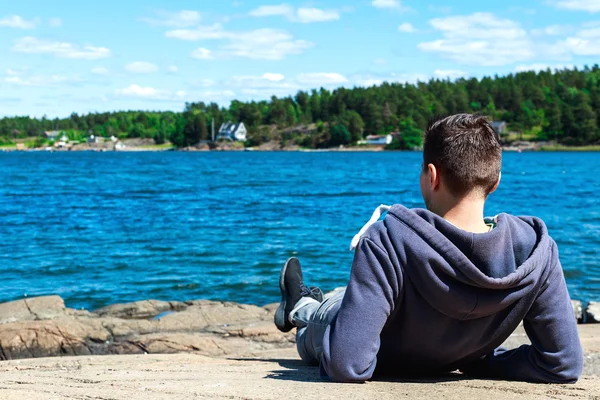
0, 296, 294, 360
0, 296, 599, 399
0, 295, 598, 361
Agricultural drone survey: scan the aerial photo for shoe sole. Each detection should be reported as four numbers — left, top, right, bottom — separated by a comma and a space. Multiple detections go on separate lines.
274, 258, 295, 333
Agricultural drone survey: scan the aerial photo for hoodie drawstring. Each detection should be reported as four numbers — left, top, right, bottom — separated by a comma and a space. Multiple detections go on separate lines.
350, 204, 392, 251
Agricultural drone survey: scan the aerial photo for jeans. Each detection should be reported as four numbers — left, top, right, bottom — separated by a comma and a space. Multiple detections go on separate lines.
290, 287, 346, 365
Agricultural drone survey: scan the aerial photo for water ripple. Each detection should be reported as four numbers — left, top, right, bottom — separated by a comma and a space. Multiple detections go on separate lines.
0, 151, 598, 309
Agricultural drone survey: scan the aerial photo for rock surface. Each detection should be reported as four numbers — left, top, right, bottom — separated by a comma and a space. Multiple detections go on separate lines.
0, 350, 599, 400
0, 296, 294, 360
587, 301, 600, 323
0, 296, 599, 399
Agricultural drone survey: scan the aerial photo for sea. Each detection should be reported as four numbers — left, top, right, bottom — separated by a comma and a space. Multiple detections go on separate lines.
0, 151, 598, 310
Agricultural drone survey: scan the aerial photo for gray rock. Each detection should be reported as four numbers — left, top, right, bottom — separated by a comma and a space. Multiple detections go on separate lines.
0, 296, 293, 360
0, 296, 65, 324
586, 301, 600, 323
572, 300, 583, 323
94, 300, 187, 319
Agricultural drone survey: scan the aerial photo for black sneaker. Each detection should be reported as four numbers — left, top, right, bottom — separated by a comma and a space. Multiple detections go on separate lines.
274, 257, 323, 332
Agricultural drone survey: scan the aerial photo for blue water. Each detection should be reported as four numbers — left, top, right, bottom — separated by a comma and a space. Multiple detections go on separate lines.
0, 152, 598, 310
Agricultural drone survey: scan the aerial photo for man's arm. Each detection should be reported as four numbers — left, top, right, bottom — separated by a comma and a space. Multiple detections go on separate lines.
320, 237, 401, 383
462, 243, 583, 383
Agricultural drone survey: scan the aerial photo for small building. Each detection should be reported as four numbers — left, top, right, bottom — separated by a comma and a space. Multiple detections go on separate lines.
87, 135, 104, 144
366, 134, 393, 146
44, 131, 63, 140
16, 143, 25, 151
217, 122, 247, 142
490, 121, 508, 135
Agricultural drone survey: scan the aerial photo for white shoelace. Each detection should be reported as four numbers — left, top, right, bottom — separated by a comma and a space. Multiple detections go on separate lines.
350, 204, 392, 251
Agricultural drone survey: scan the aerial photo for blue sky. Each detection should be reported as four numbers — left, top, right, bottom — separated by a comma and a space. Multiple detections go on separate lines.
1, 0, 600, 118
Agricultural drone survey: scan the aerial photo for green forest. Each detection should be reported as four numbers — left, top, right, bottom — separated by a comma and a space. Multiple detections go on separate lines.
2, 65, 600, 149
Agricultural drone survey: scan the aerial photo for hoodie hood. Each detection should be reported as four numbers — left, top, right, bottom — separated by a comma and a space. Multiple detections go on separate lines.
383, 205, 553, 320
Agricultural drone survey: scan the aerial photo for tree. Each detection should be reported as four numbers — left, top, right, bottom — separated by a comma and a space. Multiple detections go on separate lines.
182, 112, 208, 146
542, 95, 562, 142
386, 119, 423, 150
337, 111, 365, 142
3, 65, 600, 148
329, 124, 351, 147
570, 91, 597, 144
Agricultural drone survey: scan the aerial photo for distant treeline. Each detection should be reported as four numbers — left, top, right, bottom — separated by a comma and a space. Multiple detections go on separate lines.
2, 65, 600, 149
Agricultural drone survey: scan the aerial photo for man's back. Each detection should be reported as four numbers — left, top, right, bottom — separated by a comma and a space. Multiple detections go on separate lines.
275, 115, 583, 384
321, 205, 583, 383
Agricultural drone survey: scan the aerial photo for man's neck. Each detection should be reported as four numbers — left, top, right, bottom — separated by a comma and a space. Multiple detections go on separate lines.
434, 198, 490, 234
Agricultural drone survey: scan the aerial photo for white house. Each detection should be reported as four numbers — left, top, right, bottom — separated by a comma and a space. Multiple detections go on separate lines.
366, 134, 393, 145
217, 122, 247, 142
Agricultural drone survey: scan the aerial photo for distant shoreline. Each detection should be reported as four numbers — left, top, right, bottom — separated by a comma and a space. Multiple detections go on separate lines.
1, 145, 600, 153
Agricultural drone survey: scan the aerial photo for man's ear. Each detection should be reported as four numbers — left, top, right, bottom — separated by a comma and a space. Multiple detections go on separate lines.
427, 163, 440, 191
489, 172, 501, 194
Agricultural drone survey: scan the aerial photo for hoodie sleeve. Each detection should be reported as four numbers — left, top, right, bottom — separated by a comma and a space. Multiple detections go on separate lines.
462, 243, 584, 383
320, 237, 400, 383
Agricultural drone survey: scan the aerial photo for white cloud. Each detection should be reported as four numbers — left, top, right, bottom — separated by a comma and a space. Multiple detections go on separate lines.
553, 0, 600, 12
3, 74, 73, 87
91, 67, 109, 75
226, 74, 298, 97
550, 22, 600, 57
434, 69, 467, 79
115, 84, 187, 101
142, 10, 201, 27
418, 13, 534, 66
166, 22, 313, 60
419, 13, 600, 64
556, 37, 600, 55
190, 47, 214, 60
371, 0, 411, 11
249, 4, 340, 23
49, 18, 62, 28
166, 23, 228, 41
13, 37, 111, 60
398, 23, 416, 32
262, 73, 285, 81
0, 15, 39, 29
125, 61, 159, 74
374, 58, 388, 65
167, 65, 179, 73
225, 29, 313, 60
531, 24, 571, 36
297, 73, 349, 85
515, 64, 574, 72
296, 8, 340, 23
249, 4, 293, 17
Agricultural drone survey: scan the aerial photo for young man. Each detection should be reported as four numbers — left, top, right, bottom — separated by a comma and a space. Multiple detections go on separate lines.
274, 114, 583, 384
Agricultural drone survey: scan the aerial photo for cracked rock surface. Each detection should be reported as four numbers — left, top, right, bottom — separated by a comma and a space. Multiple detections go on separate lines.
0, 296, 293, 360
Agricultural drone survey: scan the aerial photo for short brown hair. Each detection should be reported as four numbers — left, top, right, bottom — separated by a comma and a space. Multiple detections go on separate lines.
423, 114, 502, 197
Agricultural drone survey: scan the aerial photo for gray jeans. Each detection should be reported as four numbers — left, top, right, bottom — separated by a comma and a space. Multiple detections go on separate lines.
291, 288, 346, 365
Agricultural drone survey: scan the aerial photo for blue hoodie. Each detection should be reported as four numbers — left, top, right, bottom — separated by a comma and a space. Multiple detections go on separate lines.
320, 205, 583, 383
